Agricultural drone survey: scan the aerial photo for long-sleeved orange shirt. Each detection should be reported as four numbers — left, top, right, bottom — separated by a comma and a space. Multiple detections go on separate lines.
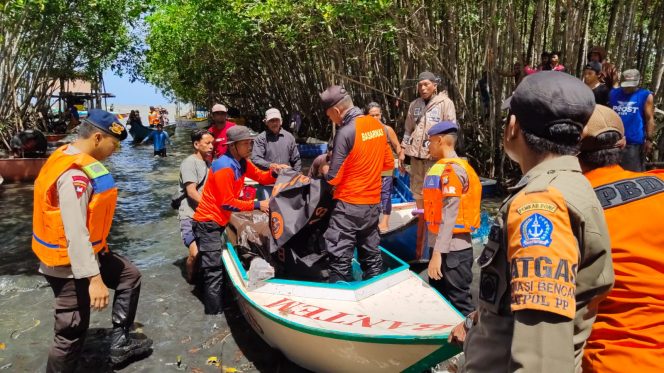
193, 155, 275, 227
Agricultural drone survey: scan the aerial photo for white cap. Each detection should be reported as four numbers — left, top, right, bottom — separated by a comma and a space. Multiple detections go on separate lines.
211, 104, 228, 113
265, 108, 282, 121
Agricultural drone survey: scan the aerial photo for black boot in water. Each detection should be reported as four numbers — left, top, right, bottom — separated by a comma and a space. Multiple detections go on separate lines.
109, 327, 153, 366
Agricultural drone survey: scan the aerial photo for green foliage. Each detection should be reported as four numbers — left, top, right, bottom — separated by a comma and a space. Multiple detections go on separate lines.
0, 0, 143, 150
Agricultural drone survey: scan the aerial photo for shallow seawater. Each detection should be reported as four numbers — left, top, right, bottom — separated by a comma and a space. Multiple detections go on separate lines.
0, 127, 502, 372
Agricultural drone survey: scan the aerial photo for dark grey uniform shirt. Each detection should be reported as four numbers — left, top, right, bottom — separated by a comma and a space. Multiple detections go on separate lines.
252, 128, 301, 172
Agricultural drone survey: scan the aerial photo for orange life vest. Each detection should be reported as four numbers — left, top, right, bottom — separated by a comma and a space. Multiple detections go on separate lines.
32, 146, 117, 267
148, 111, 159, 125
423, 158, 481, 234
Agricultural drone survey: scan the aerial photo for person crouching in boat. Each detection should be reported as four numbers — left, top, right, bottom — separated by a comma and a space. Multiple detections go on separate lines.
319, 85, 394, 282
192, 126, 287, 314
423, 120, 481, 316
32, 109, 153, 371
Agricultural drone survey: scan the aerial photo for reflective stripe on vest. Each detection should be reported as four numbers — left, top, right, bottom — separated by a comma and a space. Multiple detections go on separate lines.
32, 146, 117, 266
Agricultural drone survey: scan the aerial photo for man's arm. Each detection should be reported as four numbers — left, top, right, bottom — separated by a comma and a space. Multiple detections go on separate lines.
246, 159, 277, 186
645, 94, 655, 150
324, 126, 355, 185
57, 170, 98, 278
510, 310, 574, 372
506, 189, 579, 371
401, 103, 415, 143
386, 126, 402, 156
290, 138, 302, 172
215, 168, 258, 212
251, 134, 271, 170
140, 131, 153, 144
441, 96, 457, 122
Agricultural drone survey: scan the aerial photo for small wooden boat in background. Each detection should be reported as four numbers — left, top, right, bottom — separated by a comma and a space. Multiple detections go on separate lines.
0, 158, 47, 183
175, 116, 209, 129
44, 133, 68, 143
222, 241, 463, 373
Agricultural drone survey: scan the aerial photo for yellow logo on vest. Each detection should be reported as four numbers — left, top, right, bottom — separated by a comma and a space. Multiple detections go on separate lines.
516, 202, 557, 215
361, 129, 384, 142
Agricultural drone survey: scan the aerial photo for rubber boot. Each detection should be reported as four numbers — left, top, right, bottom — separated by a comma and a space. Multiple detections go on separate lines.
109, 326, 153, 366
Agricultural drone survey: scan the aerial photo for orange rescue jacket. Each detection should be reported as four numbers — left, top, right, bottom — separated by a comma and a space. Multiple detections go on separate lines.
582, 165, 664, 373
423, 158, 481, 234
148, 110, 159, 125
32, 146, 117, 266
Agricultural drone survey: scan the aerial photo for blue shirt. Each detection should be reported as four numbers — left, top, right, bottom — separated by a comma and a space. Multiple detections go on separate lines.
145, 130, 170, 151
609, 88, 651, 144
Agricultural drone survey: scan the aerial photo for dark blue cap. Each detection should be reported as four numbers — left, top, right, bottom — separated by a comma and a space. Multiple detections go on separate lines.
428, 121, 458, 136
85, 109, 127, 141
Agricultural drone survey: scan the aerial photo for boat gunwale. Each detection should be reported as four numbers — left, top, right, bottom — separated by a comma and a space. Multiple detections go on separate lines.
222, 242, 461, 345
225, 241, 410, 291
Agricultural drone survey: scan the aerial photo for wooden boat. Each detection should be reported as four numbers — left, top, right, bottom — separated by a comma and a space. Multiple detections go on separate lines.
222, 241, 463, 373
0, 158, 47, 183
175, 116, 209, 129
45, 133, 68, 142
127, 123, 151, 143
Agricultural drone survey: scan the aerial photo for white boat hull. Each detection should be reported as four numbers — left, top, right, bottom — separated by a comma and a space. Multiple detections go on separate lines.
222, 243, 462, 372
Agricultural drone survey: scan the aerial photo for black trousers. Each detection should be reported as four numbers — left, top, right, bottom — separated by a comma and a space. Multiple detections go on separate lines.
324, 201, 383, 283
44, 251, 142, 373
429, 247, 474, 316
192, 220, 226, 314
154, 149, 166, 157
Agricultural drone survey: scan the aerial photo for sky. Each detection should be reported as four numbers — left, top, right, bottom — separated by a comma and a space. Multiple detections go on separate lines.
103, 69, 171, 105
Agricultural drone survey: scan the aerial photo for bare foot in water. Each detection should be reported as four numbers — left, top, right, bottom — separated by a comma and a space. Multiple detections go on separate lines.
378, 224, 389, 233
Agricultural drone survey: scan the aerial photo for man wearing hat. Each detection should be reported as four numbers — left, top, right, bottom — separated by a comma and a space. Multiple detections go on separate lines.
319, 85, 394, 282
192, 125, 284, 314
452, 72, 613, 372
583, 61, 610, 106
401, 71, 457, 260
207, 103, 236, 159
608, 69, 655, 172
32, 109, 152, 370
423, 120, 481, 316
252, 108, 301, 199
578, 105, 664, 372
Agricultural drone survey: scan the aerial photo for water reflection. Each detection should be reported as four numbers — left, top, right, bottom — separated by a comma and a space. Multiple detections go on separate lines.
0, 128, 195, 278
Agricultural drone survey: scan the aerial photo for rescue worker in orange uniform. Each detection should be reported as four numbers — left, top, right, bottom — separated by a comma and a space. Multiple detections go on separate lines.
148, 106, 159, 128
423, 121, 481, 316
32, 109, 152, 371
579, 105, 664, 373
452, 72, 613, 372
319, 85, 394, 282
192, 125, 284, 314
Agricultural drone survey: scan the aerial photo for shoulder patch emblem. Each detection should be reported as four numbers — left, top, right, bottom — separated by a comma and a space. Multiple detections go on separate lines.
516, 202, 557, 215
71, 175, 89, 199
520, 213, 553, 247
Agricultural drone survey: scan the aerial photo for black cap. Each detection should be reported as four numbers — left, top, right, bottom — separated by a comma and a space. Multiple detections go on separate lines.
418, 71, 437, 82
85, 109, 128, 141
584, 61, 602, 74
320, 85, 349, 110
502, 71, 595, 140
